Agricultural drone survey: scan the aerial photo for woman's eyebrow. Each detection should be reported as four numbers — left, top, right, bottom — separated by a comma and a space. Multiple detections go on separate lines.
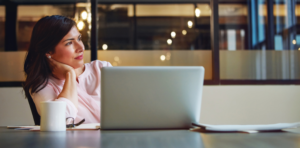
63, 34, 82, 42
63, 38, 74, 42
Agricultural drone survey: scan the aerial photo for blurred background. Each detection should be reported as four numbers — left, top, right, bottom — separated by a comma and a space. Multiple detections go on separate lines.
1, 0, 300, 82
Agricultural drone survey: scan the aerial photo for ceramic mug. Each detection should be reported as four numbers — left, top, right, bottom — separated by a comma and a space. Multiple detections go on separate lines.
40, 101, 66, 132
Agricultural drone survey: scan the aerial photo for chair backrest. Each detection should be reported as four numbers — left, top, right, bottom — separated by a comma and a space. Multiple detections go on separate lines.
27, 95, 40, 125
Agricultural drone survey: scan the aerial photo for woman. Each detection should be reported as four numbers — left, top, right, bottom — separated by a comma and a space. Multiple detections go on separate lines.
23, 15, 112, 124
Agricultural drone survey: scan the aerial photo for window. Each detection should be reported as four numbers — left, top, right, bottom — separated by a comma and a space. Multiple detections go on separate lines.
220, 1, 300, 81
1, 0, 299, 85
96, 3, 212, 80
274, 0, 296, 50
219, 4, 248, 50
17, 5, 76, 51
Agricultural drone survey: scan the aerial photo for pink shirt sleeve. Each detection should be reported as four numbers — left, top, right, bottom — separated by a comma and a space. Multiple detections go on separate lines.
102, 61, 112, 67
31, 86, 78, 119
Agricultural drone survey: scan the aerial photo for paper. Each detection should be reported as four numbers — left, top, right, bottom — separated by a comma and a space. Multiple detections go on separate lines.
192, 122, 300, 132
65, 123, 101, 130
7, 125, 39, 129
7, 123, 100, 131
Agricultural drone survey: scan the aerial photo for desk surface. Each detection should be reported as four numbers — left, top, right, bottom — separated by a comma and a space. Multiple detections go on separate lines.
1, 127, 300, 148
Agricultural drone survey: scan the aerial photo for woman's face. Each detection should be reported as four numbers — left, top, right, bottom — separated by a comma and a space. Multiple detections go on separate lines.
50, 26, 85, 69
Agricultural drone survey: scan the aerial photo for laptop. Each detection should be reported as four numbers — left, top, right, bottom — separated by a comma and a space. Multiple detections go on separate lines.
100, 66, 204, 130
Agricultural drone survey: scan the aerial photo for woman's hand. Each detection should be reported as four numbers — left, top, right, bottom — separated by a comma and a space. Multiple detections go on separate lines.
47, 57, 75, 80
47, 56, 78, 108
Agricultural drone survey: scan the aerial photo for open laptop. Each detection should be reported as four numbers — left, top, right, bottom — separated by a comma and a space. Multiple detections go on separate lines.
101, 66, 204, 130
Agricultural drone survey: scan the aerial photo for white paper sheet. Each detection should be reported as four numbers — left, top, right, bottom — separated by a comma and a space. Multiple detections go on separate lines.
194, 122, 300, 132
7, 123, 100, 131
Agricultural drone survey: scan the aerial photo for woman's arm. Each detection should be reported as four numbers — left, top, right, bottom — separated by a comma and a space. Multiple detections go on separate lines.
47, 57, 78, 108
31, 56, 79, 118
57, 71, 78, 108
31, 84, 78, 118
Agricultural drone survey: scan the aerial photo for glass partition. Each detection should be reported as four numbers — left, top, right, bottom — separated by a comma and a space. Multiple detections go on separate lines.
136, 4, 211, 50
0, 50, 92, 82
17, 5, 76, 51
274, 0, 297, 50
0, 6, 4, 51
2, 1, 300, 84
75, 3, 92, 50
0, 52, 26, 81
98, 4, 133, 50
295, 3, 300, 50
97, 50, 212, 80
219, 1, 300, 80
98, 4, 212, 50
97, 3, 212, 79
219, 4, 248, 50
220, 50, 300, 80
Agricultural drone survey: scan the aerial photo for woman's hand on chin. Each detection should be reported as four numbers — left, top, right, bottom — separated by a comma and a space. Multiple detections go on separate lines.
48, 57, 75, 80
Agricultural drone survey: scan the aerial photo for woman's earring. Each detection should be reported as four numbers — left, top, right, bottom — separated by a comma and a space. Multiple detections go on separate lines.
48, 55, 51, 59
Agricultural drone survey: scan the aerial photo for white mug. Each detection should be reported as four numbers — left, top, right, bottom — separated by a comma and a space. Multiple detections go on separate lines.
40, 101, 66, 132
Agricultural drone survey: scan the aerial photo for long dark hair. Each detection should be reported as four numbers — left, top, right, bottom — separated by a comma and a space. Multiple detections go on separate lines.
23, 15, 76, 99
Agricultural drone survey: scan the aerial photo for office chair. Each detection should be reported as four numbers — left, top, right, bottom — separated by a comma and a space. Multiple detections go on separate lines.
27, 95, 41, 125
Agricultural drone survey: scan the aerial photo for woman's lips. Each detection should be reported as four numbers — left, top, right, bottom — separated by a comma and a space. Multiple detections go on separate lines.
75, 55, 83, 60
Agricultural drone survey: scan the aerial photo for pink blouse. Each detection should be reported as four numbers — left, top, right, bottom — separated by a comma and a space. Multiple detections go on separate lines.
31, 60, 112, 123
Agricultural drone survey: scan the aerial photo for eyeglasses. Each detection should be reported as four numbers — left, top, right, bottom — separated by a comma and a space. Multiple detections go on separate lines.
66, 117, 85, 128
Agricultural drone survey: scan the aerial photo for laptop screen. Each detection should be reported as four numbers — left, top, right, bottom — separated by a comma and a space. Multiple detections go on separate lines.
101, 66, 205, 130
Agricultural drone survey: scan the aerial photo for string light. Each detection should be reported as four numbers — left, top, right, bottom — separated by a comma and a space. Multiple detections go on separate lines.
171, 31, 176, 38
167, 39, 172, 45
114, 56, 120, 62
187, 21, 193, 28
87, 13, 91, 23
102, 44, 108, 50
182, 30, 187, 35
195, 8, 201, 17
160, 55, 166, 61
77, 21, 84, 30
81, 11, 87, 20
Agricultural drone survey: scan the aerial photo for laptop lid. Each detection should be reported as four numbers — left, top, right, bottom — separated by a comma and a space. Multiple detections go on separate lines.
101, 66, 204, 130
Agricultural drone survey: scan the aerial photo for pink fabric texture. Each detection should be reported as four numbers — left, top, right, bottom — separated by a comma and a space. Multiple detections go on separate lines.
31, 60, 112, 123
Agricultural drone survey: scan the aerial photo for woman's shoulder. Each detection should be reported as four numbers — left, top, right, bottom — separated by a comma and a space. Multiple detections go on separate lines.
30, 81, 58, 98
86, 60, 112, 69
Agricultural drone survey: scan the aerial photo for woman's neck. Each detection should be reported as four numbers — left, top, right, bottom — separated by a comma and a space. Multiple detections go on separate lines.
74, 64, 85, 78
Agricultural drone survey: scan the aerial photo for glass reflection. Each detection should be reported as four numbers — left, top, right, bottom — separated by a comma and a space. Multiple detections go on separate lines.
274, 0, 297, 50
219, 4, 248, 50
27, 132, 67, 148
98, 4, 211, 50
66, 131, 101, 147
100, 130, 204, 148
220, 50, 300, 79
